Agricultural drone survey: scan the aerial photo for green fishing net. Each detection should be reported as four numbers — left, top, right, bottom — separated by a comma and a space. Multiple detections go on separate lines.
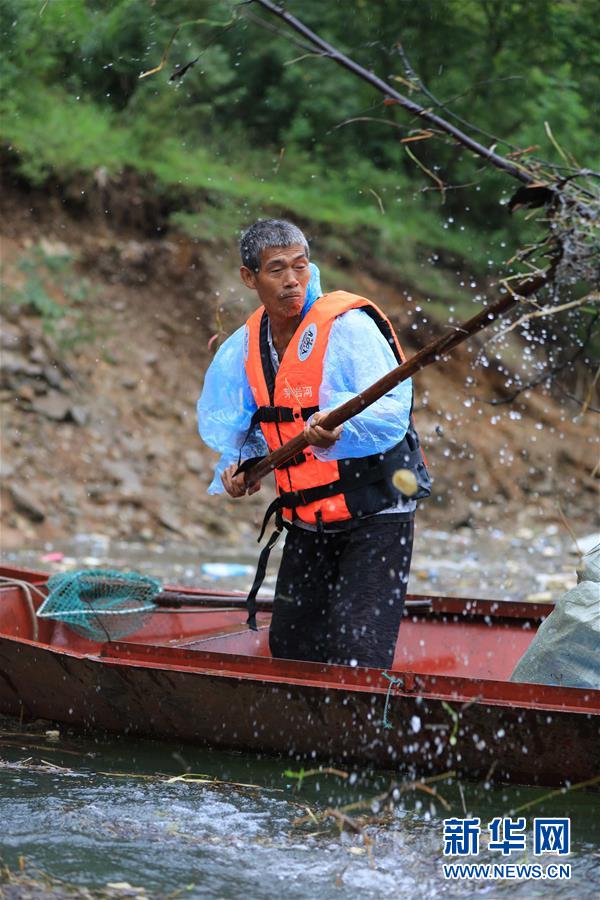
37, 569, 162, 641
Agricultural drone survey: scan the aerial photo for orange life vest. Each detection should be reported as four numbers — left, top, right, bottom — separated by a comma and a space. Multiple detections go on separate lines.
243, 291, 430, 529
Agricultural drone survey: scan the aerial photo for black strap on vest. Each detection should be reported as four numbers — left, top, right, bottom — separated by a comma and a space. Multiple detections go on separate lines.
233, 449, 310, 476
277, 451, 308, 469
358, 305, 403, 365
250, 404, 319, 426
237, 308, 318, 466
237, 405, 319, 468
233, 455, 265, 478
255, 443, 422, 541
245, 508, 283, 631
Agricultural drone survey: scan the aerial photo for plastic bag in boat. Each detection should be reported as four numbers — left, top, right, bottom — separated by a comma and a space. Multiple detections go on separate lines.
510, 545, 600, 690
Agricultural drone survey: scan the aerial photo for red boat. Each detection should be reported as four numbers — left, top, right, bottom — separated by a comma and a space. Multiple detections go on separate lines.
0, 564, 598, 788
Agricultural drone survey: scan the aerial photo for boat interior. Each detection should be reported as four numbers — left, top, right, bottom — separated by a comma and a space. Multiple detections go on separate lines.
0, 566, 551, 682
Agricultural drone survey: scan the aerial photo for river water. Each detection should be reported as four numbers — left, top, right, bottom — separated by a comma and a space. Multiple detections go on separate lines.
1, 528, 598, 898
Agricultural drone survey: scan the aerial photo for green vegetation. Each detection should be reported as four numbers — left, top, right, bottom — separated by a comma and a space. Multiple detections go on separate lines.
1, 0, 597, 308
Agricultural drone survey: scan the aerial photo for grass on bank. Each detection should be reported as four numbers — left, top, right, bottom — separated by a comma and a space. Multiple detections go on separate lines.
1, 85, 535, 312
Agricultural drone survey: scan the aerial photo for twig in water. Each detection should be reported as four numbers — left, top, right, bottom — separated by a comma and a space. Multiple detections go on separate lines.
0, 739, 84, 756
483, 759, 499, 785
508, 773, 600, 816
96, 769, 283, 792
458, 781, 468, 817
292, 771, 455, 827
165, 772, 272, 789
284, 766, 349, 790
441, 701, 459, 746
39, 759, 73, 771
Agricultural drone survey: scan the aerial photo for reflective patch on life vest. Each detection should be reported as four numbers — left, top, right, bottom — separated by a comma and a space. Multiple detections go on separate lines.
283, 384, 313, 401
297, 323, 317, 361
243, 325, 250, 361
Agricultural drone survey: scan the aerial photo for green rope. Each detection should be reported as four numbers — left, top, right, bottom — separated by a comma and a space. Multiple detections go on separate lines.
381, 671, 403, 730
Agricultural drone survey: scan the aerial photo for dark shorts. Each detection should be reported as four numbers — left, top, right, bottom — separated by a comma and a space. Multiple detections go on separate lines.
269, 516, 414, 669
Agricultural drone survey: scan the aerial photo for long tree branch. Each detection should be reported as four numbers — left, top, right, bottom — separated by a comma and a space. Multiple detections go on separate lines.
252, 0, 536, 186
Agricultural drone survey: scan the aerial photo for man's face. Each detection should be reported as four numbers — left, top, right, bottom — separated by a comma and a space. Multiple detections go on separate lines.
240, 244, 310, 320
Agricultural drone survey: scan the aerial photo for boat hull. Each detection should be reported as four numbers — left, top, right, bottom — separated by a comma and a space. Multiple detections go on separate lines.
0, 631, 598, 786
1, 565, 598, 786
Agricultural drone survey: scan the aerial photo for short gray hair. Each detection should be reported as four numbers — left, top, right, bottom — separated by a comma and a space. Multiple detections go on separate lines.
240, 219, 309, 272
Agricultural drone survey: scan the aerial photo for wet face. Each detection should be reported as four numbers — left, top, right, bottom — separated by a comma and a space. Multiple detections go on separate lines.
240, 244, 310, 321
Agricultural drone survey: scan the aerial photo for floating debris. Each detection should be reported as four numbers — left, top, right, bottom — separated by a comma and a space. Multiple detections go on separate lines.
201, 562, 254, 578
0, 860, 156, 898
40, 552, 65, 563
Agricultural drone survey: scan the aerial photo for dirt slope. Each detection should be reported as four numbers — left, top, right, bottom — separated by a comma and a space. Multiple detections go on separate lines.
1, 179, 597, 549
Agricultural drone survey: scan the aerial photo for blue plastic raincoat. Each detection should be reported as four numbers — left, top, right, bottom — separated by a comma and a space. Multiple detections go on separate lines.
197, 264, 414, 495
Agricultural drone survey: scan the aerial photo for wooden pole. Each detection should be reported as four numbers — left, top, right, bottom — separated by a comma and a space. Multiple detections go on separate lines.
244, 271, 548, 487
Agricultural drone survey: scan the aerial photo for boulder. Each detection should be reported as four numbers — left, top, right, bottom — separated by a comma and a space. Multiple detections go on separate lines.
184, 449, 204, 474
0, 326, 25, 351
101, 460, 143, 498
42, 365, 63, 389
69, 405, 88, 426
1, 350, 43, 384
9, 484, 46, 522
31, 392, 72, 421
145, 437, 169, 459
157, 507, 186, 535
16, 384, 36, 403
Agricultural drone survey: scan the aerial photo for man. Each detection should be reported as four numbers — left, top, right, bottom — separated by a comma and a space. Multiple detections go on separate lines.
198, 219, 429, 669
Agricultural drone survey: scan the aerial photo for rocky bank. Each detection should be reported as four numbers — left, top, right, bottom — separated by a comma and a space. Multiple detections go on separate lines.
0, 178, 598, 551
